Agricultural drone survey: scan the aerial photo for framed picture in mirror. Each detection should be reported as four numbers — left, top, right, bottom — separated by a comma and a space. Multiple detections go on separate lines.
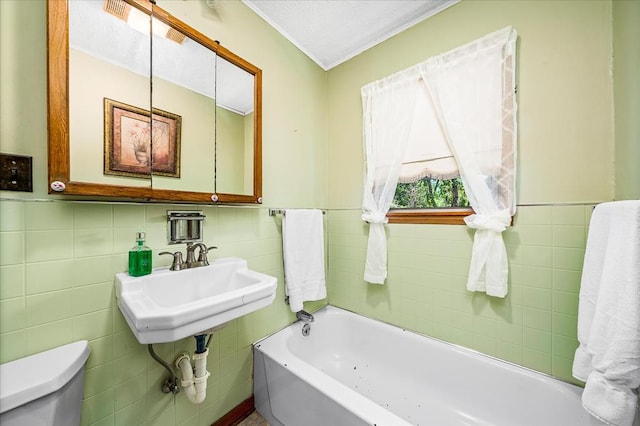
104, 98, 181, 179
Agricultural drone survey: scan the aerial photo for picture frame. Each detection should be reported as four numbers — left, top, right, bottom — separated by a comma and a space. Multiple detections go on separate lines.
104, 98, 181, 179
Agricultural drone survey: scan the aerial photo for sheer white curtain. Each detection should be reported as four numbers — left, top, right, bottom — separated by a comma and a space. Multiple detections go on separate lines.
361, 26, 517, 295
398, 82, 459, 182
419, 26, 518, 297
361, 68, 421, 283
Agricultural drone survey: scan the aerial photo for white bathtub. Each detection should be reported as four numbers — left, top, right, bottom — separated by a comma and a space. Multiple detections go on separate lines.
254, 306, 609, 426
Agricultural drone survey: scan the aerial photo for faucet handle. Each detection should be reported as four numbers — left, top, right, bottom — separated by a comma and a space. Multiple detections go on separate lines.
196, 246, 217, 266
159, 251, 186, 271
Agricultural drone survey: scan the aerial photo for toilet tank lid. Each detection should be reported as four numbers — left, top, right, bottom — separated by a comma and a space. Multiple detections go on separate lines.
0, 340, 90, 414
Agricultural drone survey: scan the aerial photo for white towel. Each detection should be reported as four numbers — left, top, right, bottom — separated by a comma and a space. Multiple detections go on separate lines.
283, 209, 326, 312
572, 200, 640, 426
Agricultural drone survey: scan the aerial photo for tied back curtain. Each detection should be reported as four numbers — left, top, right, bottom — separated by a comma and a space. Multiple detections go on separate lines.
361, 68, 421, 284
361, 26, 517, 294
419, 26, 517, 297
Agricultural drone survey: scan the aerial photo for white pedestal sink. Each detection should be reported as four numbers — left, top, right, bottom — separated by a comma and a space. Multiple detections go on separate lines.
115, 257, 277, 344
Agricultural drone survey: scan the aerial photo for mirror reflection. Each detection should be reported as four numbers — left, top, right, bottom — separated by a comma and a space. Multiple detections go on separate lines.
215, 56, 255, 196
151, 15, 216, 193
69, 0, 152, 187
55, 0, 262, 203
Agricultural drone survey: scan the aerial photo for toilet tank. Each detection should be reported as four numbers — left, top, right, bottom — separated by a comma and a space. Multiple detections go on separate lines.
0, 340, 91, 426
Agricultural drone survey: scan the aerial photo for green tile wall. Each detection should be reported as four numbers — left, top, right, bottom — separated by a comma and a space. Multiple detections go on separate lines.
1, 199, 592, 425
326, 204, 593, 384
0, 199, 305, 426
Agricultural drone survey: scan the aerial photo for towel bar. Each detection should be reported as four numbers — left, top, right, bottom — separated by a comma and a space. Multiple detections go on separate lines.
269, 209, 326, 217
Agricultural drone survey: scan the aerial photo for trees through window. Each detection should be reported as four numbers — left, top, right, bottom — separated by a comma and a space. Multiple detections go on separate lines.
392, 176, 469, 209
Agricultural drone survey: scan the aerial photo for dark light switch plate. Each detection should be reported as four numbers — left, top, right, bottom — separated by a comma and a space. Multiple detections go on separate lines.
0, 153, 33, 192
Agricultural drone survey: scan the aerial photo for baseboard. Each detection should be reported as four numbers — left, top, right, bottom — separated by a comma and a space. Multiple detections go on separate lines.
211, 395, 255, 426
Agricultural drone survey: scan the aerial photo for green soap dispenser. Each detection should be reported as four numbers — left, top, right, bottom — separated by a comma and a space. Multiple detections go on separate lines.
129, 232, 152, 277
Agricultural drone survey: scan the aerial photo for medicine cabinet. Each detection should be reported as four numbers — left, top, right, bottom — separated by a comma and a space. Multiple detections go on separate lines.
47, 0, 262, 203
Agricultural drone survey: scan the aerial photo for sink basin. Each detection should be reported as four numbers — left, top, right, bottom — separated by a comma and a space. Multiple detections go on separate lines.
115, 257, 277, 343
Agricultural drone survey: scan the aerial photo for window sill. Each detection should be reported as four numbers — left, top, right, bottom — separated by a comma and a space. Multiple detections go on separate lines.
387, 208, 473, 225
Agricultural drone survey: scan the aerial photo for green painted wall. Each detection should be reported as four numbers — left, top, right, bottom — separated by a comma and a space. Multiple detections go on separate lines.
327, 0, 615, 208
613, 0, 640, 200
324, 0, 619, 385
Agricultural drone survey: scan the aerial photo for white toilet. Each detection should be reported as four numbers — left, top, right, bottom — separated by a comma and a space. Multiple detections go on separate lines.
0, 340, 90, 426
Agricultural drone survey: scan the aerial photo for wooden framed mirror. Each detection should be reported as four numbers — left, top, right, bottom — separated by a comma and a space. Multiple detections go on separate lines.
47, 0, 262, 203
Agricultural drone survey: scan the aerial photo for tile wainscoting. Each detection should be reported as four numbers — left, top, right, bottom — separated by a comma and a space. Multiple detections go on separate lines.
326, 204, 593, 384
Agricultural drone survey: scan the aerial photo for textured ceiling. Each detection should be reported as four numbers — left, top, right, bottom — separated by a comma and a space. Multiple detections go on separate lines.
241, 0, 460, 70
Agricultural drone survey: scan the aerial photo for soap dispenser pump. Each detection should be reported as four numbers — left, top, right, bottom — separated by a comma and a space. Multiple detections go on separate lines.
129, 231, 152, 277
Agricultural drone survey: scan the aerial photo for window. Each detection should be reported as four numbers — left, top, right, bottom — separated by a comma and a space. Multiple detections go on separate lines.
383, 30, 517, 225
361, 26, 517, 292
385, 78, 474, 224
390, 176, 471, 224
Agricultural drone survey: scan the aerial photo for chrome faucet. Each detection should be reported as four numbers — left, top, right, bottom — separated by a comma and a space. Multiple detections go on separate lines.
296, 310, 314, 323
185, 243, 205, 268
186, 243, 217, 268
160, 243, 217, 271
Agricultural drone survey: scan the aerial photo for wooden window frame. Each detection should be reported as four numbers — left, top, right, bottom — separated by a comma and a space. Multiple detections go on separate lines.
387, 208, 473, 225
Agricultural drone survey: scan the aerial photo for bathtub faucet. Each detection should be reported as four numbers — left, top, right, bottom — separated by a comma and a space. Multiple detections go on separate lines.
296, 310, 314, 323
